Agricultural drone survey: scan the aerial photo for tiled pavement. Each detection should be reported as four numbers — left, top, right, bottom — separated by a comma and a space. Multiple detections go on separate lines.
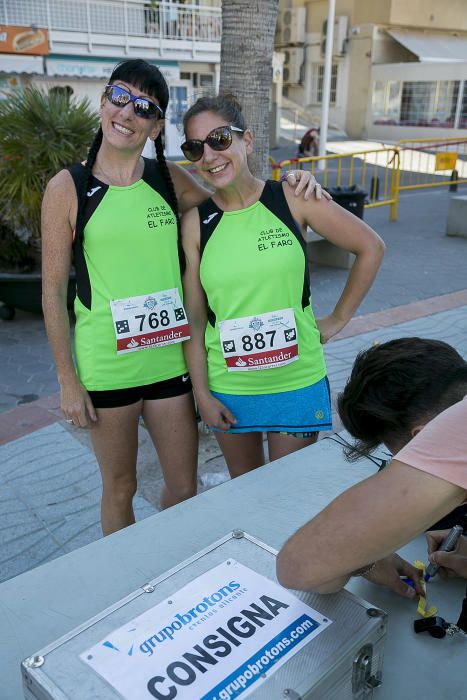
1, 184, 466, 584
0, 422, 155, 582
1, 297, 466, 583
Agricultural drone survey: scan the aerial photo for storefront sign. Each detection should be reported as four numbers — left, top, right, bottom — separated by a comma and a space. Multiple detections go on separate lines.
0, 25, 48, 55
81, 560, 332, 699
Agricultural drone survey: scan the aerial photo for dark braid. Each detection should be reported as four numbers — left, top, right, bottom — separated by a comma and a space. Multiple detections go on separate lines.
154, 132, 185, 274
75, 127, 103, 243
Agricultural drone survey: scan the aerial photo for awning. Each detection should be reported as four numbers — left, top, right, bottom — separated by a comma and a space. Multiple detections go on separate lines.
45, 57, 180, 82
0, 54, 44, 75
46, 57, 114, 79
387, 30, 467, 63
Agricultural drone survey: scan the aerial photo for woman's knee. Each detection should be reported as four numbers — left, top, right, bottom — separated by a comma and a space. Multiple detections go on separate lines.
166, 474, 197, 501
175, 482, 197, 501
101, 472, 137, 502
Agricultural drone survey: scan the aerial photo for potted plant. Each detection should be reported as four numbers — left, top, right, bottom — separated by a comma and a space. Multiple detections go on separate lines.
0, 86, 99, 318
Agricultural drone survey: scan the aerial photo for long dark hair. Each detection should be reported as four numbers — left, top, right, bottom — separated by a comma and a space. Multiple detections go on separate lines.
75, 59, 183, 269
337, 337, 467, 459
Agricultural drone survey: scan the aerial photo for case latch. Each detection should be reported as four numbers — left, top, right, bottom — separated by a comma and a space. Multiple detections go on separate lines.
352, 643, 382, 696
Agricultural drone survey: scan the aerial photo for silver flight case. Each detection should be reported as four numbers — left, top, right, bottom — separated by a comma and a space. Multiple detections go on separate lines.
22, 531, 387, 700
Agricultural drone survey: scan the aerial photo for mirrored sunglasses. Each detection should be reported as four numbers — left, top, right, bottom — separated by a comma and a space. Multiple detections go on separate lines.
181, 125, 245, 162
104, 84, 164, 120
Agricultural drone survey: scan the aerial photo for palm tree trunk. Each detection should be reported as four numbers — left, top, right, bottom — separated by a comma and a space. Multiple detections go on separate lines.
219, 0, 279, 180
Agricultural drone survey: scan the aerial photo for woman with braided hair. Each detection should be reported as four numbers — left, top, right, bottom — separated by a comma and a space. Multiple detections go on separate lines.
42, 60, 322, 534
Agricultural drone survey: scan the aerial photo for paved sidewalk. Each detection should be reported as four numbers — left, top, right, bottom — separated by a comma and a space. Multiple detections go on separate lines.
1, 295, 466, 583
1, 179, 466, 583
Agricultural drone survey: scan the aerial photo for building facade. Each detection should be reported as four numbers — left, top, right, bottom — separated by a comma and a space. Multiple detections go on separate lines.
0, 0, 221, 156
276, 0, 467, 140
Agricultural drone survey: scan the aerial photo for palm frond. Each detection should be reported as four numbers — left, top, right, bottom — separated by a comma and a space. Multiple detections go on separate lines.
0, 87, 99, 255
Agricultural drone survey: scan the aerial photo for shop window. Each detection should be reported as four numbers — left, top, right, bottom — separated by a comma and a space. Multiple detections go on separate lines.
179, 72, 213, 89
199, 74, 214, 87
372, 79, 460, 128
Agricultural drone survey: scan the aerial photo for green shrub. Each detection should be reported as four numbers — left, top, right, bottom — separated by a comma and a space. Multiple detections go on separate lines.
0, 87, 99, 269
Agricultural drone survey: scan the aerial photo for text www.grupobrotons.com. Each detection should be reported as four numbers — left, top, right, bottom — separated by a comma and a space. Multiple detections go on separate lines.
208, 616, 316, 700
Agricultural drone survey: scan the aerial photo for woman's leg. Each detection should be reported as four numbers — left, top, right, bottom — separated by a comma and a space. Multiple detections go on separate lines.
90, 401, 142, 536
267, 431, 318, 462
142, 392, 198, 509
214, 432, 265, 478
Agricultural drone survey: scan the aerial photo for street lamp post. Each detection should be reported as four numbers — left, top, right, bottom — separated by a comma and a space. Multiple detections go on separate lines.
318, 0, 336, 167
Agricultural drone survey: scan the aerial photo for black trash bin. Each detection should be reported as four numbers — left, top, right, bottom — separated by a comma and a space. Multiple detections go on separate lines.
328, 185, 367, 219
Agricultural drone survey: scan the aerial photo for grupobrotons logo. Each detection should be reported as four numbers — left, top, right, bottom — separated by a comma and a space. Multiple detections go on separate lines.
101, 580, 242, 658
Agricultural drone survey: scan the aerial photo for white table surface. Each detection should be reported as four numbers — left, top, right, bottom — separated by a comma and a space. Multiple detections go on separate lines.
0, 437, 464, 699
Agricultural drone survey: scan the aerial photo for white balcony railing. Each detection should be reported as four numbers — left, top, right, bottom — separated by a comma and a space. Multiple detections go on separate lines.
0, 0, 222, 44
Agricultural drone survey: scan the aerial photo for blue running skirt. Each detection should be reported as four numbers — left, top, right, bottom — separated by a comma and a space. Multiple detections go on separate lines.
210, 376, 332, 434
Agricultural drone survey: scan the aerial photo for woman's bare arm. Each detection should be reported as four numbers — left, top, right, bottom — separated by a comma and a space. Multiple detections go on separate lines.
286, 190, 385, 342
277, 461, 466, 594
170, 161, 331, 214
41, 171, 96, 428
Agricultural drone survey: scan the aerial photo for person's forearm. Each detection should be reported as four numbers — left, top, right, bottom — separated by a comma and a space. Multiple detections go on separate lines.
184, 323, 211, 402
42, 292, 78, 385
331, 244, 384, 324
277, 462, 466, 594
303, 574, 351, 594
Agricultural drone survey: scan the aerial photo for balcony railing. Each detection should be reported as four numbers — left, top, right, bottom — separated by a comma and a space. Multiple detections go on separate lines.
0, 0, 222, 44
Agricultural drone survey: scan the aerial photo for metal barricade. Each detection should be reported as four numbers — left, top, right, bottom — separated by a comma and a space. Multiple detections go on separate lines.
395, 137, 467, 192
271, 148, 401, 220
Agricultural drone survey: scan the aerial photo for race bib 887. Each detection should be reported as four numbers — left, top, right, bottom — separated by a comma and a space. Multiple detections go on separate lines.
219, 308, 299, 371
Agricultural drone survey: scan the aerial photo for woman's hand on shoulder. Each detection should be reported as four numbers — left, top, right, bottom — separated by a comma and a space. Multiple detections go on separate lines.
283, 171, 332, 201
60, 376, 97, 429
196, 394, 237, 432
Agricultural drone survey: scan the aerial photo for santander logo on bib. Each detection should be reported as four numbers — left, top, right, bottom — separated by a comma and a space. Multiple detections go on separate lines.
228, 346, 298, 371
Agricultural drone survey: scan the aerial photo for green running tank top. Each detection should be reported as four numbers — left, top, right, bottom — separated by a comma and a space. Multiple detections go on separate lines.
68, 159, 187, 391
198, 180, 326, 394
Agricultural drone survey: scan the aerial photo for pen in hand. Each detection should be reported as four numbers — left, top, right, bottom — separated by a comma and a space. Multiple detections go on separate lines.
403, 524, 464, 589
426, 524, 464, 580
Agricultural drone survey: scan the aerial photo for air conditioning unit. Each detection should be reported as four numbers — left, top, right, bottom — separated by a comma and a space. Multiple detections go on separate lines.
278, 7, 306, 45
321, 15, 349, 57
282, 47, 304, 85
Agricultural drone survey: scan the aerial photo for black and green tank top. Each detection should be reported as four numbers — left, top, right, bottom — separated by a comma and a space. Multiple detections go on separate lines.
198, 180, 326, 394
68, 158, 186, 391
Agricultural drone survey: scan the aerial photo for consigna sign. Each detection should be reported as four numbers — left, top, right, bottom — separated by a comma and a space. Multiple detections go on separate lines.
81, 560, 332, 699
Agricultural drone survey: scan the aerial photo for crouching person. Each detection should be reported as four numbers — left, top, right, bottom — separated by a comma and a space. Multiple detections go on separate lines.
276, 338, 467, 597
